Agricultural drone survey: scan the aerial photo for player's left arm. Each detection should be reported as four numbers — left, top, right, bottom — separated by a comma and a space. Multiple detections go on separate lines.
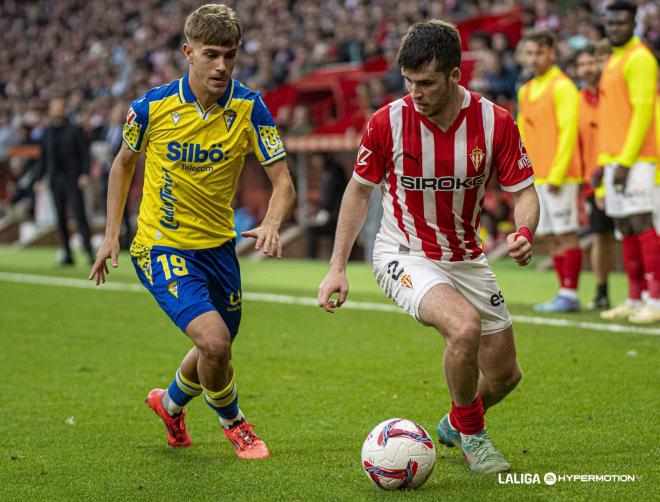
494, 111, 539, 266
241, 160, 295, 258
507, 183, 540, 266
616, 49, 658, 168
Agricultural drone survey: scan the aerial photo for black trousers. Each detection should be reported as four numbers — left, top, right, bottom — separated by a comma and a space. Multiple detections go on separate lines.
50, 176, 93, 258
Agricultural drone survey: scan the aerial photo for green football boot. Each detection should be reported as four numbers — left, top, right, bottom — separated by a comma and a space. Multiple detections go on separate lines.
437, 413, 462, 449
461, 430, 510, 474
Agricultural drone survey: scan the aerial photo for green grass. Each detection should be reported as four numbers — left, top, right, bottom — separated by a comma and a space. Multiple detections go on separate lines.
0, 246, 658, 501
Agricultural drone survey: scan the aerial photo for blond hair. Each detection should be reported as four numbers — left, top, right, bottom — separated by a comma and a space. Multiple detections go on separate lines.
184, 3, 242, 46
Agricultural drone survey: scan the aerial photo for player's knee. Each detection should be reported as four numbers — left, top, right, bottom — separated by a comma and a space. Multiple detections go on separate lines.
197, 333, 231, 363
630, 214, 653, 234
508, 366, 522, 390
447, 319, 481, 351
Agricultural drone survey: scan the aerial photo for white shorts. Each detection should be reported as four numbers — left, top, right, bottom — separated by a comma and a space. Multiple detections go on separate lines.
604, 162, 656, 218
536, 183, 579, 236
372, 252, 512, 335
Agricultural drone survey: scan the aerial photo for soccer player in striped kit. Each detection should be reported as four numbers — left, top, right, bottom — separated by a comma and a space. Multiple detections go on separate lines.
518, 30, 583, 313
318, 20, 540, 474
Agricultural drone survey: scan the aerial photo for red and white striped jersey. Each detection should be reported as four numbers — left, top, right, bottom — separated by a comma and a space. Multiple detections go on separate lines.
353, 88, 534, 262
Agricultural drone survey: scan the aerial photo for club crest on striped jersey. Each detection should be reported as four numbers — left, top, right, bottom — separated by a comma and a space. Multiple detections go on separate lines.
357, 145, 372, 166
470, 147, 484, 170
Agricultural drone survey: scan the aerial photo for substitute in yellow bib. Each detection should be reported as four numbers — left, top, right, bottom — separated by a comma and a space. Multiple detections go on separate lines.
575, 44, 615, 311
518, 30, 582, 313
89, 3, 295, 459
594, 1, 660, 324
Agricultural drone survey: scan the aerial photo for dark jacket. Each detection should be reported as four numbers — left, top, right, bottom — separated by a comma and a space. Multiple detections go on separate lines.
37, 120, 90, 182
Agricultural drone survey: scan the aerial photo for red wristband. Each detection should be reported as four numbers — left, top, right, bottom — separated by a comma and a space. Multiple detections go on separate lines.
516, 226, 532, 244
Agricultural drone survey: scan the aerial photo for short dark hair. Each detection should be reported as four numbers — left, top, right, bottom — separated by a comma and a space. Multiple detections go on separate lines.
397, 20, 462, 76
523, 30, 556, 49
574, 44, 596, 60
606, 1, 637, 17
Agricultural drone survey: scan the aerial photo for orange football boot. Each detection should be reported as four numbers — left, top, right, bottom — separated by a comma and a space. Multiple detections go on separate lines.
145, 389, 192, 448
223, 419, 270, 459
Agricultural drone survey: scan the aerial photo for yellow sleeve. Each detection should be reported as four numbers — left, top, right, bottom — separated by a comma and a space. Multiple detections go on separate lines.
548, 78, 579, 185
516, 85, 525, 137
617, 49, 658, 167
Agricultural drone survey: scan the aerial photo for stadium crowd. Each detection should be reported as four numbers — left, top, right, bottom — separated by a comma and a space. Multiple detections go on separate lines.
0, 0, 658, 256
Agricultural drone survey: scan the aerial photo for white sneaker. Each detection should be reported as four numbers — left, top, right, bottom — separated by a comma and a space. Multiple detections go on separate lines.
628, 305, 660, 324
600, 303, 640, 320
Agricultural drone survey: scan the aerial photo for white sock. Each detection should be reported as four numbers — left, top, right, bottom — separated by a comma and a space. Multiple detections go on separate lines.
219, 409, 245, 429
625, 298, 643, 308
460, 431, 484, 440
162, 392, 184, 416
559, 288, 578, 299
647, 298, 660, 310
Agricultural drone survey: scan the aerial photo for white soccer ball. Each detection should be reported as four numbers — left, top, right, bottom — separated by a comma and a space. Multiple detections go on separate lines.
361, 418, 436, 490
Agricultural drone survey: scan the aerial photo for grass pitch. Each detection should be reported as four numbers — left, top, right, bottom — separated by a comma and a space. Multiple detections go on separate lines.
0, 246, 658, 501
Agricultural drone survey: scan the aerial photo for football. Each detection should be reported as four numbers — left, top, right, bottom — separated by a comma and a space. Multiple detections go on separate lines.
361, 418, 436, 490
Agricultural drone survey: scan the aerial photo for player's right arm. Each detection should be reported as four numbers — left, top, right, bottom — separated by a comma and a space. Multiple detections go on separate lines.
88, 141, 140, 285
317, 179, 374, 313
318, 112, 387, 313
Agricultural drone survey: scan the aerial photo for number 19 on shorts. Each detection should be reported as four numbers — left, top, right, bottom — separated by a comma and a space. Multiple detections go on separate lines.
157, 254, 189, 280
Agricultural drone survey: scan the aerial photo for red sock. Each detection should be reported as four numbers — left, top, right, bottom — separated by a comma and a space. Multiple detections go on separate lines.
451, 395, 484, 435
562, 247, 582, 290
638, 228, 660, 299
622, 235, 644, 301
552, 254, 565, 288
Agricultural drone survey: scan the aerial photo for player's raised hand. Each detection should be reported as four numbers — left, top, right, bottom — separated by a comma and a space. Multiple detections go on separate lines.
507, 230, 532, 267
241, 224, 282, 258
89, 237, 120, 285
318, 268, 349, 313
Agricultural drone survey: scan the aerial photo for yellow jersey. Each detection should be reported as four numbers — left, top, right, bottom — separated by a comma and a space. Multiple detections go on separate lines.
517, 66, 581, 185
123, 73, 286, 251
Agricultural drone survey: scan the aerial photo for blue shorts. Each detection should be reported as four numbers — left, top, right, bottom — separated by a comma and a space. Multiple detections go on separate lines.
132, 240, 242, 337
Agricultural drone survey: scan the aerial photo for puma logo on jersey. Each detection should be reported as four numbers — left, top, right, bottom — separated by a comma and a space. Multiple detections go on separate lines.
403, 152, 421, 165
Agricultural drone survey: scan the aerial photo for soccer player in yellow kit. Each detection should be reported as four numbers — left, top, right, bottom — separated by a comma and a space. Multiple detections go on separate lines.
594, 1, 660, 324
518, 31, 582, 312
89, 4, 295, 457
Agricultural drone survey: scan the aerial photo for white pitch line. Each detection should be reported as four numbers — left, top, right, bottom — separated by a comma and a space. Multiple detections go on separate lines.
1, 271, 659, 336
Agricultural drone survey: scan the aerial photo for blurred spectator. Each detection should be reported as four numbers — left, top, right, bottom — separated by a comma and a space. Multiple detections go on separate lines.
96, 102, 133, 248
35, 97, 94, 266
307, 153, 347, 258
288, 105, 314, 136
7, 124, 40, 219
